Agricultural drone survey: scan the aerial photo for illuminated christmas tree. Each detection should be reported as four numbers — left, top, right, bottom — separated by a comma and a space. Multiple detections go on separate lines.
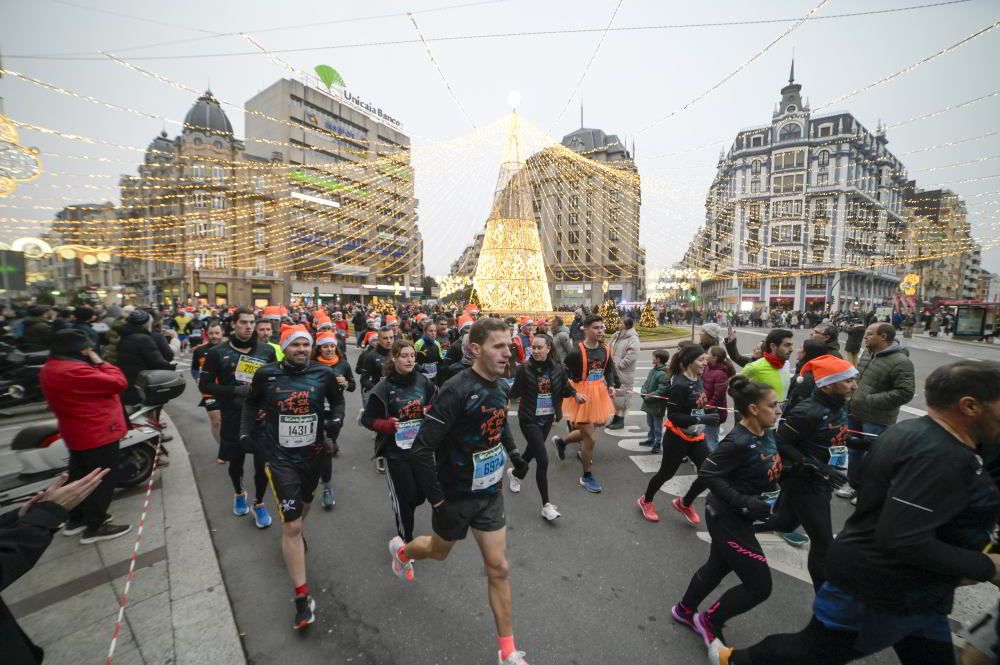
640, 299, 657, 328
599, 299, 621, 335
472, 111, 552, 313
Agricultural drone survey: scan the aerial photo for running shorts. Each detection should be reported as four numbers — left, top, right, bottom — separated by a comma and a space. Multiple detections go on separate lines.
198, 396, 220, 411
432, 491, 505, 541
266, 457, 322, 522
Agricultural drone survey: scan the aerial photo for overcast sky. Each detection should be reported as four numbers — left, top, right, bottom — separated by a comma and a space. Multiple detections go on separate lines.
2, 0, 998, 277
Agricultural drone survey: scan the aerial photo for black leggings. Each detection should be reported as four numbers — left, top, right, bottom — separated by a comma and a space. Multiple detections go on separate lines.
228, 450, 268, 505
756, 485, 833, 590
321, 452, 333, 484
519, 418, 553, 505
733, 617, 956, 665
643, 430, 709, 506
386, 455, 425, 542
681, 504, 772, 627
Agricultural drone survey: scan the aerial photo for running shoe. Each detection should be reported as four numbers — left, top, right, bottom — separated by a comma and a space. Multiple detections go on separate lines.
404, 561, 415, 582
253, 503, 272, 529
835, 486, 856, 499
670, 603, 696, 631
541, 503, 561, 521
356, 407, 364, 426
506, 467, 521, 493
672, 497, 701, 525
650, 444, 662, 454
497, 650, 530, 665
64, 514, 111, 536
693, 611, 724, 647
80, 523, 131, 545
777, 530, 810, 547
375, 457, 386, 474
388, 536, 408, 581
233, 491, 249, 516
851, 496, 858, 506
322, 487, 336, 510
638, 439, 654, 447
552, 435, 567, 461
293, 594, 315, 630
637, 496, 660, 522
709, 639, 733, 665
579, 474, 602, 493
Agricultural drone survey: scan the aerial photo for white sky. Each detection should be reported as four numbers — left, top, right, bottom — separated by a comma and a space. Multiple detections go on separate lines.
2, 0, 998, 277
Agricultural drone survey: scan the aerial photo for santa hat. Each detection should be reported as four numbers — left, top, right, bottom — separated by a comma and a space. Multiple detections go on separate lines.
519, 317, 535, 327
386, 314, 398, 327
263, 305, 284, 320
802, 355, 859, 388
314, 314, 333, 330
458, 314, 474, 330
280, 324, 313, 350
464, 304, 479, 315
315, 331, 338, 346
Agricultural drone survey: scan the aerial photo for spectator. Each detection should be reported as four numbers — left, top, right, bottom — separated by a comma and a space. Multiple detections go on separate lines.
114, 309, 175, 408
809, 323, 843, 359
844, 323, 866, 365
702, 345, 735, 449
723, 328, 762, 368
639, 349, 671, 453
740, 329, 794, 401
785, 339, 830, 413
699, 322, 725, 352
69, 306, 100, 351
569, 309, 584, 343
608, 317, 640, 430
19, 305, 55, 352
550, 316, 573, 365
2, 468, 111, 665
39, 329, 132, 543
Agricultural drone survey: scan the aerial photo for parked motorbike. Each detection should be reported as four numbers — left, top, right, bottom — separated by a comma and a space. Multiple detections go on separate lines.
0, 341, 47, 411
0, 369, 186, 508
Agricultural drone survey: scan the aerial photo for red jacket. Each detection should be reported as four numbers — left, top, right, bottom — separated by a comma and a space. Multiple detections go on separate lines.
40, 357, 128, 451
702, 362, 734, 425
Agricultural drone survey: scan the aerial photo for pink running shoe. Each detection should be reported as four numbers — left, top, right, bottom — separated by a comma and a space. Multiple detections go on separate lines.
694, 611, 723, 647
637, 496, 660, 522
670, 603, 696, 631
672, 497, 701, 526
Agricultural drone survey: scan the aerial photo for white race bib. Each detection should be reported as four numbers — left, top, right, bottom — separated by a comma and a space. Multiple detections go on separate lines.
422, 363, 438, 378
828, 445, 848, 470
278, 414, 318, 448
471, 443, 506, 491
536, 393, 554, 416
235, 355, 265, 384
394, 419, 422, 450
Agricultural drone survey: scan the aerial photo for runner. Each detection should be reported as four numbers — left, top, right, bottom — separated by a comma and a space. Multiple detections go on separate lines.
312, 331, 355, 509
551, 314, 619, 493
414, 318, 444, 381
637, 344, 717, 524
362, 338, 436, 578
191, 319, 224, 460
509, 333, 584, 520
239, 324, 345, 630
672, 377, 781, 649
754, 355, 857, 590
388, 318, 531, 665
510, 319, 535, 365
256, 318, 283, 361
199, 307, 276, 528
357, 328, 394, 473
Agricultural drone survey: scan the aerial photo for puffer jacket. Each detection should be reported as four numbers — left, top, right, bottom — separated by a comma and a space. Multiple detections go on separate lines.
114, 323, 175, 405
609, 327, 641, 389
702, 362, 734, 424
849, 341, 916, 427
640, 365, 671, 419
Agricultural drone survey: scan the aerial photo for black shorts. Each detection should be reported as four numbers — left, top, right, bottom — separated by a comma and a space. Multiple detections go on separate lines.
265, 457, 323, 522
432, 491, 505, 542
199, 396, 220, 411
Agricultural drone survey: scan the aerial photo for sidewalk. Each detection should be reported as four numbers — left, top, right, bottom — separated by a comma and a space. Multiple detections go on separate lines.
6, 412, 245, 665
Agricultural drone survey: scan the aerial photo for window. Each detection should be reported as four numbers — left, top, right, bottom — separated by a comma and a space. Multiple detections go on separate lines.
585, 250, 593, 263
812, 249, 825, 264
532, 184, 541, 198
193, 219, 207, 236
748, 203, 762, 224
608, 228, 618, 241
211, 252, 227, 269
568, 230, 580, 244
568, 212, 579, 225
192, 164, 205, 179
212, 195, 225, 210
750, 180, 760, 193
255, 256, 267, 273
779, 123, 802, 141
586, 191, 595, 206
255, 227, 266, 247
772, 174, 804, 194
751, 160, 761, 175
568, 249, 579, 261
609, 247, 619, 261
212, 166, 225, 182
570, 195, 579, 208
748, 227, 759, 244
192, 193, 206, 209
556, 198, 563, 210
817, 171, 829, 186
586, 210, 593, 224
255, 202, 266, 222
556, 250, 562, 261
610, 190, 622, 202
818, 124, 833, 137
585, 229, 592, 243
193, 138, 203, 146
747, 252, 758, 264
773, 150, 805, 170
817, 151, 830, 167
773, 200, 802, 218
211, 222, 226, 238
814, 199, 829, 218
213, 141, 223, 149
751, 135, 763, 147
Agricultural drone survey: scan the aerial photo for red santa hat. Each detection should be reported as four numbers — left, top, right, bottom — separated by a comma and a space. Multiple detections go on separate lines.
315, 331, 338, 346
280, 324, 313, 350
801, 355, 859, 388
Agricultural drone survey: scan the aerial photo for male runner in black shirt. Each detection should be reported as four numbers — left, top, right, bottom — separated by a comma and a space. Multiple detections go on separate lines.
191, 320, 224, 454
389, 318, 531, 665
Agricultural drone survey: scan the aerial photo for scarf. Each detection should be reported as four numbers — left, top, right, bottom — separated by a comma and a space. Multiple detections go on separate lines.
315, 353, 339, 367
763, 352, 785, 369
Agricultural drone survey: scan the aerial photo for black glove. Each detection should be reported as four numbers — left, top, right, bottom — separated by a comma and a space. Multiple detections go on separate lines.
845, 435, 871, 452
743, 498, 773, 522
509, 452, 530, 480
232, 384, 251, 397
818, 463, 849, 489
238, 434, 259, 454
325, 418, 343, 440
697, 413, 721, 426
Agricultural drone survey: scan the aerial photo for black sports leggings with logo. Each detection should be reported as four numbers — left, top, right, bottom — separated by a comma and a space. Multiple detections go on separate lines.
518, 418, 553, 505
755, 484, 833, 590
681, 503, 772, 626
386, 455, 425, 542
643, 429, 709, 506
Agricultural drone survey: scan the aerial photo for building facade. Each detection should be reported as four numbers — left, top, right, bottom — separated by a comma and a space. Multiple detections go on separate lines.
682, 67, 908, 313
451, 230, 484, 278
901, 184, 972, 302
961, 242, 983, 301
244, 78, 423, 304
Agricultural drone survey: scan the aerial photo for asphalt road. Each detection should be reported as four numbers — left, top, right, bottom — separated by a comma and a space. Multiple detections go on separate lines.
162, 328, 1000, 665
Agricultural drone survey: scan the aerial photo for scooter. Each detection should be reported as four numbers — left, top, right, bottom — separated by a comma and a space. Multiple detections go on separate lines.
0, 369, 186, 508
0, 342, 47, 412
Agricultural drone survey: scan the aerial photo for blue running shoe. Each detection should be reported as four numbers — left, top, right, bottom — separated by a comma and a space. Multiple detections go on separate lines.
580, 474, 603, 493
233, 492, 249, 516
253, 503, 272, 529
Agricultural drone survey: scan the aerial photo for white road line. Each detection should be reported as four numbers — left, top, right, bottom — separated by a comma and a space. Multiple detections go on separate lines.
900, 405, 928, 416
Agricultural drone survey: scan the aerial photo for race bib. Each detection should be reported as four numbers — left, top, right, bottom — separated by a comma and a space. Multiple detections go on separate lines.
587, 368, 604, 382
536, 393, 554, 416
394, 419, 422, 450
828, 445, 848, 470
278, 414, 318, 448
471, 443, 506, 491
421, 363, 438, 378
235, 355, 265, 384
760, 489, 781, 507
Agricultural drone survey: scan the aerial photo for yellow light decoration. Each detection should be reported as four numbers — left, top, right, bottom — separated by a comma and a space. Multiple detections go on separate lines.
0, 113, 42, 197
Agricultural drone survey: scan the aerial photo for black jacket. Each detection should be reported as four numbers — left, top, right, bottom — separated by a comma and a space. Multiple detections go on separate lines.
19, 317, 52, 353
775, 388, 849, 491
1, 502, 68, 665
355, 345, 389, 393
785, 370, 816, 413
510, 357, 575, 424
361, 370, 436, 458
700, 424, 782, 520
114, 323, 174, 405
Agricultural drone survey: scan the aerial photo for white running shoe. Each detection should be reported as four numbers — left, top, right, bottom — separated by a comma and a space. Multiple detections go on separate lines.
835, 486, 856, 499
388, 536, 408, 580
541, 503, 561, 521
498, 650, 530, 665
507, 467, 521, 493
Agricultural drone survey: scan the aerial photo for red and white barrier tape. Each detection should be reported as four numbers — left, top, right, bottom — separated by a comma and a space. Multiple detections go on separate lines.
104, 440, 162, 665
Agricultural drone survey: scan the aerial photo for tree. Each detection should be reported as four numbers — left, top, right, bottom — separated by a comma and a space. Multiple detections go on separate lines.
640, 299, 657, 328
598, 299, 621, 334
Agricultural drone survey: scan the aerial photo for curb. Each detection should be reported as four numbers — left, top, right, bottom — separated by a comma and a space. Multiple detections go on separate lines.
160, 411, 247, 665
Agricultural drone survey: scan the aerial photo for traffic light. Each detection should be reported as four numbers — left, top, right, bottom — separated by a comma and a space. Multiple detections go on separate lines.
688, 289, 697, 302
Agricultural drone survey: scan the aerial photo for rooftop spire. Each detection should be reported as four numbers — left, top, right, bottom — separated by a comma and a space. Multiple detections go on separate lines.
789, 50, 795, 85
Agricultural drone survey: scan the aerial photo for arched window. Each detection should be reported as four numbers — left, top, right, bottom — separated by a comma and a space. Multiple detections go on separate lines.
817, 150, 830, 167
779, 123, 802, 141
751, 160, 761, 175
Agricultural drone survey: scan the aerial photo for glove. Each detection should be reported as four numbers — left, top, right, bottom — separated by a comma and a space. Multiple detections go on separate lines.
232, 384, 251, 397
697, 413, 721, 426
372, 418, 398, 435
509, 452, 530, 480
325, 418, 343, 440
743, 498, 772, 522
818, 463, 849, 489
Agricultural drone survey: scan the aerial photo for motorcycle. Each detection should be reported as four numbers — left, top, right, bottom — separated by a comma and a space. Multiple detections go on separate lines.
0, 369, 186, 508
0, 341, 48, 412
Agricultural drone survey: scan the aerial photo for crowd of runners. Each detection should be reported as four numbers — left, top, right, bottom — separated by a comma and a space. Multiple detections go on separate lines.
182, 301, 1000, 665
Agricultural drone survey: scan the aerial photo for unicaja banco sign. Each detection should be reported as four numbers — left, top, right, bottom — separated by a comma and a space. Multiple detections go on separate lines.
313, 64, 401, 129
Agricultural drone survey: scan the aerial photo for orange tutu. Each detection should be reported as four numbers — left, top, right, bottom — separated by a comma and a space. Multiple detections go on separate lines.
562, 379, 616, 424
